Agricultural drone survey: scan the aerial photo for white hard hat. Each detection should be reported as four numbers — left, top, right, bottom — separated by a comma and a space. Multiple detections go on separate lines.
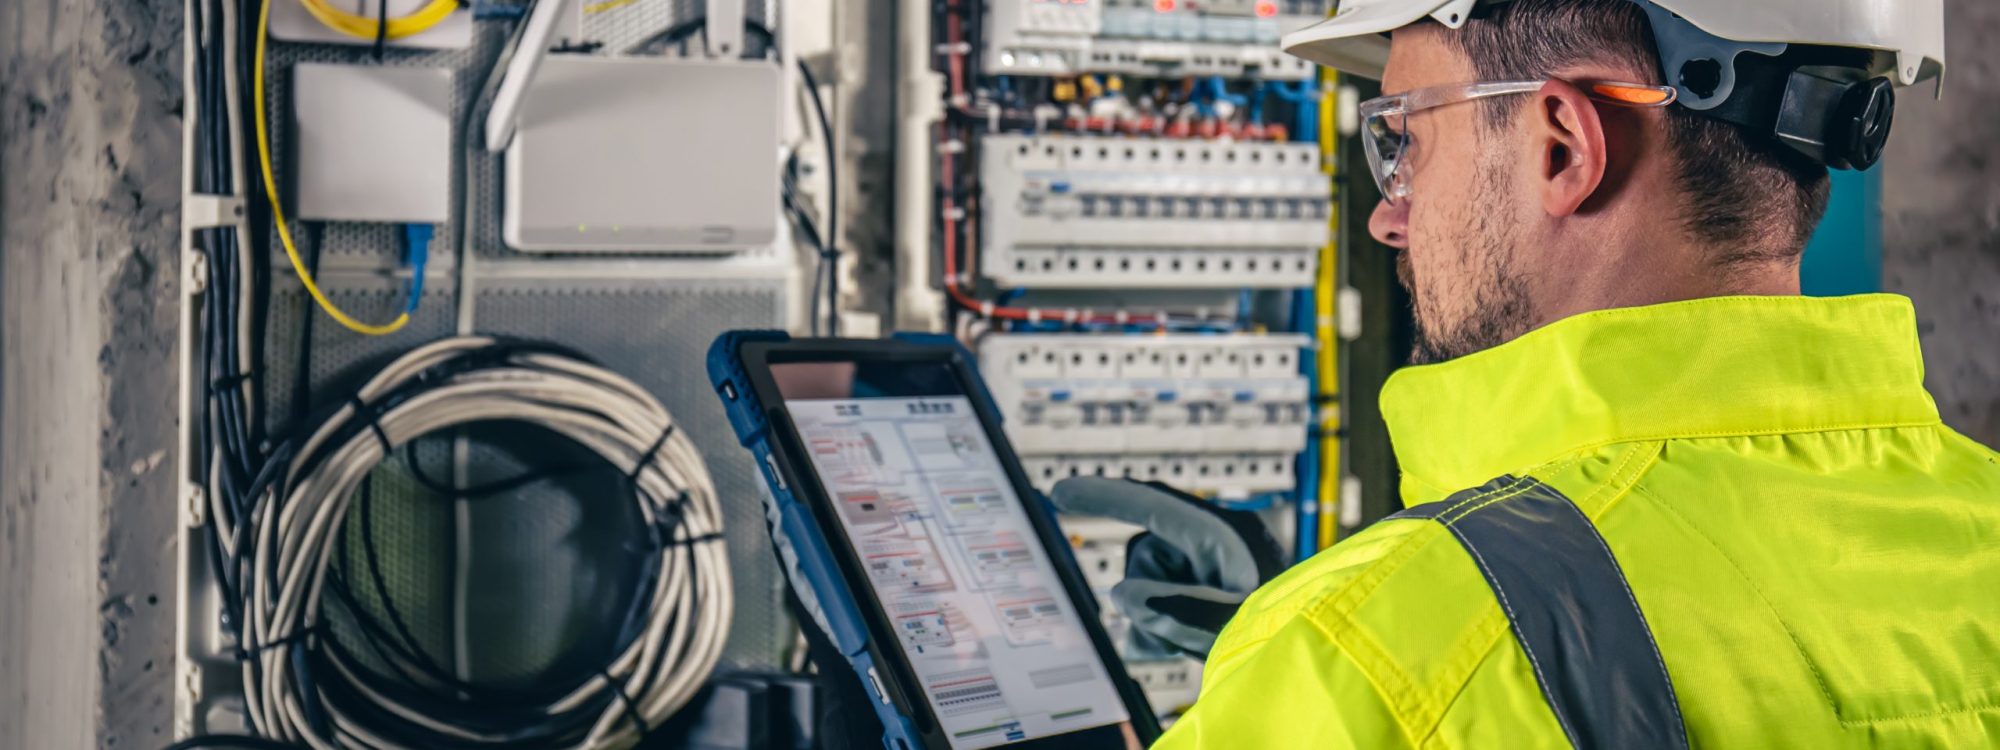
1282, 0, 1946, 169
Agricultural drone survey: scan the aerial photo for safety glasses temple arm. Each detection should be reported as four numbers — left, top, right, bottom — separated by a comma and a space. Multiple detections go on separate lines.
1371, 79, 1677, 115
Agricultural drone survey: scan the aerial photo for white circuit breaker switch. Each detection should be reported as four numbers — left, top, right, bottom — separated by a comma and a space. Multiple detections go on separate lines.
292, 64, 453, 224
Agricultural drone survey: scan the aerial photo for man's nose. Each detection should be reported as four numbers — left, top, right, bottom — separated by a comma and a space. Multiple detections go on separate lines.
1369, 199, 1409, 250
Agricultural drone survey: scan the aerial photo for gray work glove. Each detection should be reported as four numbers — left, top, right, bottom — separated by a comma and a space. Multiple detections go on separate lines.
1049, 477, 1286, 659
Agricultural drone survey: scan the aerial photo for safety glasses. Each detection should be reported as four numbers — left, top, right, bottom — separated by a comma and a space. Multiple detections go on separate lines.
1358, 80, 1678, 205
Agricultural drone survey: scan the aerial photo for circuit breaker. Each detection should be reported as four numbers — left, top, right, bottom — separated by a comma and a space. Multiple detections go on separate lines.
979, 133, 1329, 289
980, 333, 1309, 497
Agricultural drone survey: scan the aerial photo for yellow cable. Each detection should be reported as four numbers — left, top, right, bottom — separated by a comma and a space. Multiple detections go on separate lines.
584, 0, 638, 13
256, 0, 411, 336
1315, 71, 1342, 549
297, 0, 459, 41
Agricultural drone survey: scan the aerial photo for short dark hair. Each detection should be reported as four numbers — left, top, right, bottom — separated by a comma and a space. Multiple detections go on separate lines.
1446, 0, 1831, 265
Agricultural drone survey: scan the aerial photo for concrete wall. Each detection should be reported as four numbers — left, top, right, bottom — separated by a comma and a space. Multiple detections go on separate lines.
1883, 0, 2000, 446
0, 1, 182, 748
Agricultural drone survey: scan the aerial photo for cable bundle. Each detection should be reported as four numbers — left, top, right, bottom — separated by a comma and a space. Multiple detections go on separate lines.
220, 336, 731, 749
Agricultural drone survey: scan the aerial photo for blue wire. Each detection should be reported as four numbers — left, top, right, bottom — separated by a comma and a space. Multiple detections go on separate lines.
1216, 493, 1282, 513
1295, 79, 1318, 144
1291, 288, 1321, 560
1205, 77, 1248, 108
402, 223, 433, 314
1265, 77, 1320, 143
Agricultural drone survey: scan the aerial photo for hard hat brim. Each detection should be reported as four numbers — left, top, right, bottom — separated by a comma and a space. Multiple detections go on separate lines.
1282, 0, 1944, 89
1281, 1, 1453, 79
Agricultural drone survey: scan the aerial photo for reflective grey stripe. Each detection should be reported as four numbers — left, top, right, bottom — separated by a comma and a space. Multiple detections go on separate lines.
1390, 477, 1689, 750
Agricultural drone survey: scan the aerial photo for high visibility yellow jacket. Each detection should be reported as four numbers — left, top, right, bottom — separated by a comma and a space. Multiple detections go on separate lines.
1155, 294, 2000, 748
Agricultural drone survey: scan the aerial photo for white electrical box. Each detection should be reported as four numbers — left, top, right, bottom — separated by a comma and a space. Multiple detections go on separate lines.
979, 133, 1330, 289
980, 333, 1309, 497
504, 57, 782, 253
293, 64, 453, 224
984, 0, 1326, 79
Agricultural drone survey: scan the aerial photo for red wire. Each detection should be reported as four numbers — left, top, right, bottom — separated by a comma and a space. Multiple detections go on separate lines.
945, 13, 966, 100
933, 9, 1211, 329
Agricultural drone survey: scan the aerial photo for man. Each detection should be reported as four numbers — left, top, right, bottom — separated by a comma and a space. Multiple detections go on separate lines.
1054, 0, 2000, 746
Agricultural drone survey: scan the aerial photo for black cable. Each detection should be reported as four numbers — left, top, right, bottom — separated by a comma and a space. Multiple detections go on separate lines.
624, 17, 708, 56
160, 734, 304, 750
372, 0, 389, 60
795, 59, 840, 336
400, 437, 593, 499
784, 165, 829, 337
290, 222, 322, 429
193, 0, 260, 648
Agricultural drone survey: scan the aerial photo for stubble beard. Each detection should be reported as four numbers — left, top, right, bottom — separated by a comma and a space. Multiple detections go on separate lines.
1404, 155, 1534, 366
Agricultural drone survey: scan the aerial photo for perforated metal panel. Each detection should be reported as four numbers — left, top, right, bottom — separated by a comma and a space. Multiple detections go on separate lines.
221, 0, 797, 713
256, 277, 791, 689
471, 277, 792, 669
263, 282, 460, 430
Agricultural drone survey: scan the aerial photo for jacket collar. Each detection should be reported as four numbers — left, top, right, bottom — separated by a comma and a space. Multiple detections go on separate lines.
1381, 294, 1941, 504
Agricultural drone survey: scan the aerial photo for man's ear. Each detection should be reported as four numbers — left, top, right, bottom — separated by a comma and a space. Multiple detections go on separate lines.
1532, 79, 1609, 217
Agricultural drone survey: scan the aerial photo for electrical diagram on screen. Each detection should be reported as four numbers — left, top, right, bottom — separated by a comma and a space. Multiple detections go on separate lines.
790, 397, 1131, 748
811, 415, 1057, 647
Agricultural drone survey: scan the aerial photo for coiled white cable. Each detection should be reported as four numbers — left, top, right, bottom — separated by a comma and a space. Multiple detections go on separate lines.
237, 336, 731, 750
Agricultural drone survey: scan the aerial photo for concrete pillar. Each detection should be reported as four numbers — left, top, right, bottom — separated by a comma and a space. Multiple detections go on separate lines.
1, 1, 182, 747
1883, 0, 2000, 446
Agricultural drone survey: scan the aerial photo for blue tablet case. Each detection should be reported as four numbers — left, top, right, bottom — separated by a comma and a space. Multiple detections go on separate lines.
707, 331, 1002, 750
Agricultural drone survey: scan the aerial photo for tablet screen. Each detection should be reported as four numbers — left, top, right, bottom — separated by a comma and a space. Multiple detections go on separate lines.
774, 361, 1132, 749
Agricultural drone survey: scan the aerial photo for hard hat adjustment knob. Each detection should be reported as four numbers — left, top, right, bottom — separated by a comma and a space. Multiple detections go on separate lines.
1677, 58, 1724, 100
1827, 77, 1896, 171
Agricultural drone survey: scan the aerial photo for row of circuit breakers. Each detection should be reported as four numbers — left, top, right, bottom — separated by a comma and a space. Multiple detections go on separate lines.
982, 134, 1329, 289
981, 334, 1310, 498
965, 0, 1336, 716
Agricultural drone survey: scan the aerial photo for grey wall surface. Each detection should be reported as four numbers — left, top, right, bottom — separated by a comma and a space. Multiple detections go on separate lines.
1883, 0, 2000, 446
1, 1, 182, 748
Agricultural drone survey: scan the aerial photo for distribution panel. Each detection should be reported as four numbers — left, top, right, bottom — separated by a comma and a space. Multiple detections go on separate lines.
986, 0, 1328, 80
980, 333, 1308, 496
980, 133, 1329, 289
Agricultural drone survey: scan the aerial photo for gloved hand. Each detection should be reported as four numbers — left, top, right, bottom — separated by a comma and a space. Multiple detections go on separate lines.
1049, 477, 1286, 659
